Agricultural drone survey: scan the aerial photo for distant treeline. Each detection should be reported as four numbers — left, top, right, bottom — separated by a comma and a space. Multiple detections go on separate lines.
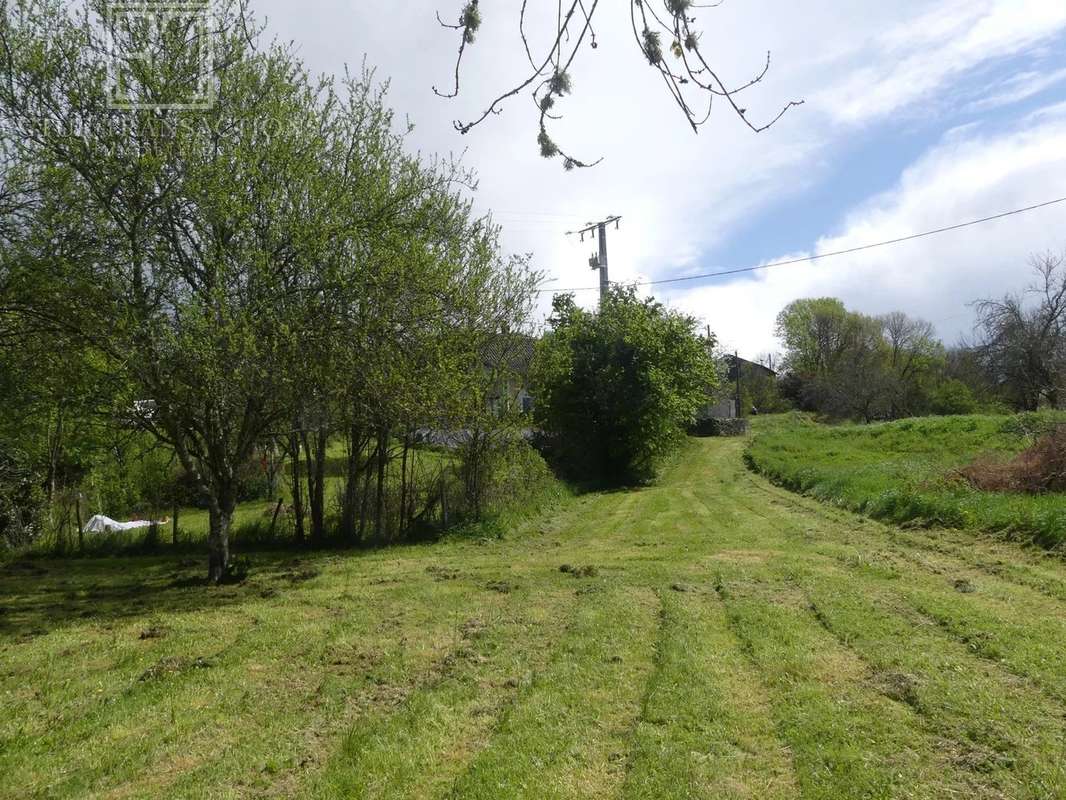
771, 252, 1066, 422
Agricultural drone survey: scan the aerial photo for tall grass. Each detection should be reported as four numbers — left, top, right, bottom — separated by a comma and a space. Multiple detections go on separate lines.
745, 412, 1066, 550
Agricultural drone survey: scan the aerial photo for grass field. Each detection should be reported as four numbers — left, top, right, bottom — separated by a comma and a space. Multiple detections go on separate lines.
3, 436, 1066, 798
746, 412, 1066, 549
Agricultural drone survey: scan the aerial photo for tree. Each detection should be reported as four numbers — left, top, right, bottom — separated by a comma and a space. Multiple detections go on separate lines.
2, 0, 547, 570
434, 1, 802, 168
974, 252, 1066, 411
531, 286, 716, 485
879, 311, 943, 418
1, 0, 340, 579
777, 299, 945, 421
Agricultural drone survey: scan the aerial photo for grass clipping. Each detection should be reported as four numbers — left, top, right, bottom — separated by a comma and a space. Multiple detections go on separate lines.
959, 425, 1066, 493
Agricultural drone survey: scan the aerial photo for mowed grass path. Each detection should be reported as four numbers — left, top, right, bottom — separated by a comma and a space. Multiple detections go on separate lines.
3, 438, 1066, 799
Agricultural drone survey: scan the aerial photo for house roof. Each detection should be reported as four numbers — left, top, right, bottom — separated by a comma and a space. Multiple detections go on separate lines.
482, 334, 536, 373
724, 354, 776, 379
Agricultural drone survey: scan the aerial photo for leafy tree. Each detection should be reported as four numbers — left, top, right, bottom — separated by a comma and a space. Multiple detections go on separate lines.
777, 299, 944, 421
2, 0, 524, 576
879, 311, 943, 418
532, 286, 716, 485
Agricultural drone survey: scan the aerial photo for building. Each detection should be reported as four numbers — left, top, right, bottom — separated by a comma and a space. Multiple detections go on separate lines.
482, 333, 536, 415
699, 354, 777, 420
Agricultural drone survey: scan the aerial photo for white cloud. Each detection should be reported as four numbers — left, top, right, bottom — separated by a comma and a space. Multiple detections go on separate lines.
668, 103, 1066, 357
250, 0, 1066, 357
964, 68, 1066, 113
820, 0, 1066, 125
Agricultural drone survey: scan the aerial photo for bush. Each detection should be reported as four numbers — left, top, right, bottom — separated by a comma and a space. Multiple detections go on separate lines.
456, 434, 562, 523
532, 287, 717, 485
0, 448, 43, 551
959, 425, 1066, 493
930, 379, 978, 416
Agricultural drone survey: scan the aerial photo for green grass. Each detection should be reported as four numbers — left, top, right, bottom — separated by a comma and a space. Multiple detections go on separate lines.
745, 412, 1066, 549
3, 437, 1066, 798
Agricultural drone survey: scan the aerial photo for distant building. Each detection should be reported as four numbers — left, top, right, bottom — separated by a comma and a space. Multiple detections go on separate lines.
482, 334, 536, 415
699, 354, 776, 420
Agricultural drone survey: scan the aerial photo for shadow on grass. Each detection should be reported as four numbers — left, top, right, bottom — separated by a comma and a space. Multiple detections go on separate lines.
0, 549, 349, 642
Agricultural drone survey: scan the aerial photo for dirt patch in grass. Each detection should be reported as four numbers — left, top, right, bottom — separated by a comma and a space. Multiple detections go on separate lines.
870, 670, 922, 710
426, 565, 461, 581
559, 564, 598, 577
138, 655, 213, 682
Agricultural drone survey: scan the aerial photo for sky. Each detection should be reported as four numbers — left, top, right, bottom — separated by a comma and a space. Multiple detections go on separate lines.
256, 0, 1066, 360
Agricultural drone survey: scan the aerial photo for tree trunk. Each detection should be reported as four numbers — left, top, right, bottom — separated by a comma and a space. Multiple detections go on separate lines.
357, 440, 377, 541
300, 427, 328, 545
340, 423, 365, 541
207, 500, 232, 584
75, 493, 84, 553
399, 432, 410, 536
289, 431, 305, 543
265, 440, 281, 499
374, 426, 390, 541
268, 497, 284, 539
46, 406, 64, 505
312, 428, 327, 543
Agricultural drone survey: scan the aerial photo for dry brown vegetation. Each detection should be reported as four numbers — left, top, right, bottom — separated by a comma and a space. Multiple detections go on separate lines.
959, 425, 1066, 493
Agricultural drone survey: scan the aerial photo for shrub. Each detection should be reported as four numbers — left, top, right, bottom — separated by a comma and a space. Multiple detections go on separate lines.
456, 434, 561, 522
532, 287, 717, 485
959, 425, 1066, 493
929, 379, 978, 416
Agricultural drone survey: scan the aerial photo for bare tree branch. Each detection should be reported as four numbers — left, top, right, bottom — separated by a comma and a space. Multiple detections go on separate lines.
434, 0, 803, 168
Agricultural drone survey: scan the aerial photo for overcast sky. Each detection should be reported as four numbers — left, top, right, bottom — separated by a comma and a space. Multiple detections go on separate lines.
256, 0, 1066, 359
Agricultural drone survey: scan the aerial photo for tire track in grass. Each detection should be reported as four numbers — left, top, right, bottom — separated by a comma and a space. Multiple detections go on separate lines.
744, 470, 1066, 606
443, 584, 659, 800
135, 571, 518, 800
620, 587, 798, 800
716, 568, 971, 800
810, 536, 1066, 706
301, 584, 579, 800
797, 567, 1066, 798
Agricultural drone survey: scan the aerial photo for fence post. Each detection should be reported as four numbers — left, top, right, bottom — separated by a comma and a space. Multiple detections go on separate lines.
75, 493, 84, 553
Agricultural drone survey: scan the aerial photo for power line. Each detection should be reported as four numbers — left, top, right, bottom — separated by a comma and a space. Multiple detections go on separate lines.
536, 195, 1066, 294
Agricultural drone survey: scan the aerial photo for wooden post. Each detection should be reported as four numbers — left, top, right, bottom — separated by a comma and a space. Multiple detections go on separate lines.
172, 502, 179, 546
75, 493, 84, 553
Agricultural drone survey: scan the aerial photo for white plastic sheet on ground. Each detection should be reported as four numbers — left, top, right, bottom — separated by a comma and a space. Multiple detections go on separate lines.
83, 514, 160, 534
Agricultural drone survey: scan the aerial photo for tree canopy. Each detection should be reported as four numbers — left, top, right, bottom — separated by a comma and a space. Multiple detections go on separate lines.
531, 286, 716, 484
0, 0, 539, 578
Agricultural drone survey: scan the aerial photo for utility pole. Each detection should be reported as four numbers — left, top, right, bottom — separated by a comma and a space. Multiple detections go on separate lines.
566, 215, 622, 306
735, 351, 742, 418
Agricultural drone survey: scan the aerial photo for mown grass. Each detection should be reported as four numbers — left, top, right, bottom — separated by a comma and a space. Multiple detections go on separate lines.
3, 437, 1066, 798
745, 412, 1066, 549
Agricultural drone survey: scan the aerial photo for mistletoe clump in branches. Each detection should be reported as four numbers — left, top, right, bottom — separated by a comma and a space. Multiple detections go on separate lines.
434, 0, 803, 169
